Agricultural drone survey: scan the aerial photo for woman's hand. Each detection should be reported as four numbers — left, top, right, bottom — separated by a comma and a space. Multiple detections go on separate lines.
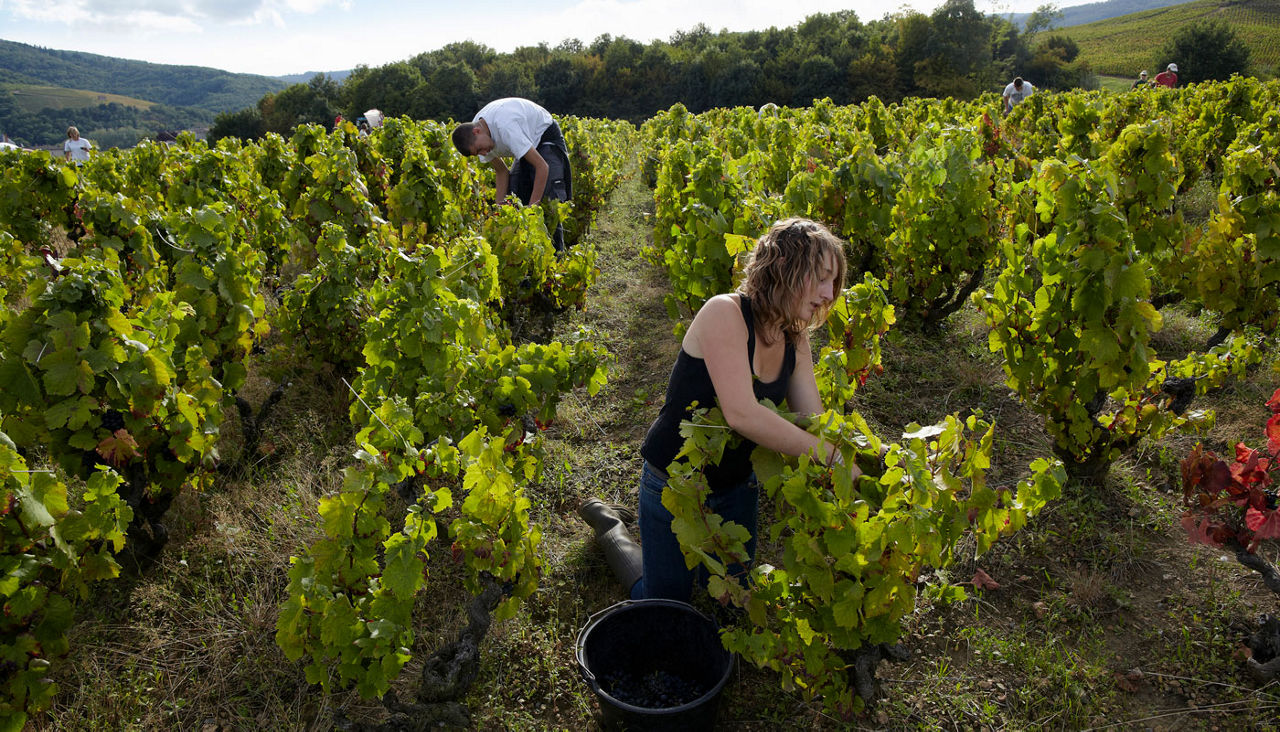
814, 440, 864, 483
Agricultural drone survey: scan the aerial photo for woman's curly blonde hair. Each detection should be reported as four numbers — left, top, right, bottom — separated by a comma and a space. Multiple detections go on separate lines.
737, 218, 846, 345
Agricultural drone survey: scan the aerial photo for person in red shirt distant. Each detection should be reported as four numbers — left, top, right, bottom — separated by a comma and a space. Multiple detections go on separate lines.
1155, 63, 1178, 88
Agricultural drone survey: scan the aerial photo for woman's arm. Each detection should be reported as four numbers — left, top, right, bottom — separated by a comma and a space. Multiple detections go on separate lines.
785, 332, 824, 417
686, 295, 842, 466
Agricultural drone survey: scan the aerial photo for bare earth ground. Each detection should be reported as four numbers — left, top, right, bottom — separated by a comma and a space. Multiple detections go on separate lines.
40, 162, 1280, 731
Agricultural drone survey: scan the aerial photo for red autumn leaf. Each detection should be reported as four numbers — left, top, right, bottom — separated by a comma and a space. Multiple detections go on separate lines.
1247, 485, 1273, 511
1222, 479, 1249, 504
1266, 387, 1280, 415
1245, 507, 1280, 542
96, 429, 139, 466
1235, 442, 1257, 464
1250, 455, 1270, 477
1266, 413, 1280, 454
1229, 449, 1270, 491
1205, 461, 1235, 494
971, 568, 1000, 591
1212, 523, 1238, 545
1198, 495, 1234, 513
1181, 445, 1231, 502
1182, 513, 1220, 546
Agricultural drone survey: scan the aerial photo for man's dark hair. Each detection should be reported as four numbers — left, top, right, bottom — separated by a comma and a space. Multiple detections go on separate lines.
451, 122, 476, 156
1013, 77, 1024, 89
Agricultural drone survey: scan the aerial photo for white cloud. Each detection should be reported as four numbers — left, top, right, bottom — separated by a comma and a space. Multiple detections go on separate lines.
280, 0, 343, 11
115, 9, 202, 32
3, 0, 202, 31
193, 0, 271, 21
2, 0, 346, 27
3, 0, 89, 23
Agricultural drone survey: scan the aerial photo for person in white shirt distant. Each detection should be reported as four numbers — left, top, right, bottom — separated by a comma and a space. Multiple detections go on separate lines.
451, 97, 573, 249
1002, 77, 1034, 115
63, 126, 92, 163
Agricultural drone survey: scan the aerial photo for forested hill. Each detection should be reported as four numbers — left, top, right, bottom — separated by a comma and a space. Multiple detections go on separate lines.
0, 39, 287, 114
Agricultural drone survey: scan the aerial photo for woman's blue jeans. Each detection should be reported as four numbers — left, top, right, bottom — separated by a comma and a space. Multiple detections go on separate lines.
631, 461, 758, 602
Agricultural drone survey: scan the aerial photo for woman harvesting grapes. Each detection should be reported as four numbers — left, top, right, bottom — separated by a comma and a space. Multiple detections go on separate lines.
580, 217, 861, 601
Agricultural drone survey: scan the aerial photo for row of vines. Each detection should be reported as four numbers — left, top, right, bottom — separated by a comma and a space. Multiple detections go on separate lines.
0, 115, 636, 727
641, 78, 1279, 717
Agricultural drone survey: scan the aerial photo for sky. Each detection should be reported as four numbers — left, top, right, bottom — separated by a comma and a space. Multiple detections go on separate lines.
1, 0, 1067, 78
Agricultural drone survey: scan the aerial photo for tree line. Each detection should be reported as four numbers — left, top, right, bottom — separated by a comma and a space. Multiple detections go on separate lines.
212, 0, 1091, 141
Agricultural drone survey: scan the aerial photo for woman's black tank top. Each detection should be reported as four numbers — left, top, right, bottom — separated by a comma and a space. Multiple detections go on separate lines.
640, 295, 796, 490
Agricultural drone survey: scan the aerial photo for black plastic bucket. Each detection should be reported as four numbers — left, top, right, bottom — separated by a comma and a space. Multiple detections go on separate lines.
576, 599, 734, 730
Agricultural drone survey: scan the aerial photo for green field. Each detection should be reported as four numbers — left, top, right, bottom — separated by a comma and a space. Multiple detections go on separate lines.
4, 84, 155, 113
1064, 0, 1280, 77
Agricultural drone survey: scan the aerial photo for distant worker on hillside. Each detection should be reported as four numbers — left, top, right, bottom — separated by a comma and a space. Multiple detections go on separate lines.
1002, 77, 1034, 115
1155, 63, 1179, 88
63, 126, 92, 163
1131, 70, 1150, 89
451, 97, 572, 250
